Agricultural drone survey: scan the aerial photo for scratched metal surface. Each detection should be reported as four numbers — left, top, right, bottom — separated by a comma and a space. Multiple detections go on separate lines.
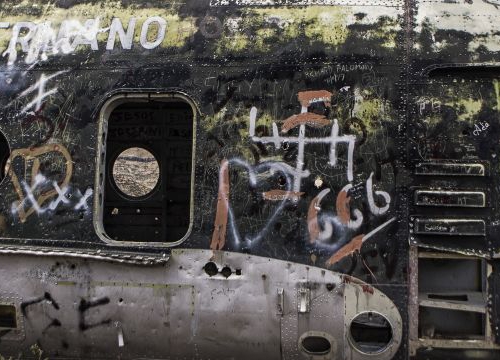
0, 250, 402, 359
0, 0, 497, 358
0, 0, 407, 279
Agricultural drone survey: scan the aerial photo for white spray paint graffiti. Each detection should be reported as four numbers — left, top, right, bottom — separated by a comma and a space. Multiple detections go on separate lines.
473, 121, 489, 136
249, 108, 355, 190
4, 69, 92, 222
49, 181, 71, 211
212, 89, 394, 265
74, 189, 93, 211
417, 96, 441, 116
212, 158, 295, 249
106, 18, 136, 50
366, 172, 390, 215
14, 71, 68, 114
11, 173, 93, 219
309, 172, 390, 249
314, 185, 363, 242
1, 17, 168, 66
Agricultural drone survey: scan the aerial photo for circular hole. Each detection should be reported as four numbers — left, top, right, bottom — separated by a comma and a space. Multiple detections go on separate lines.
301, 335, 331, 355
112, 147, 160, 198
204, 262, 218, 277
220, 266, 232, 278
349, 312, 393, 354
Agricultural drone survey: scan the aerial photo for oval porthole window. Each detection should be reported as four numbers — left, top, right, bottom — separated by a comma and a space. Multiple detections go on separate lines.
349, 312, 393, 354
112, 147, 160, 198
301, 335, 332, 355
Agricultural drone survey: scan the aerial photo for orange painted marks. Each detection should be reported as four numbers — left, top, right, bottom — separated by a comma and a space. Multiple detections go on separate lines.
336, 190, 350, 225
281, 113, 331, 133
262, 190, 304, 201
326, 234, 365, 267
298, 90, 333, 108
210, 159, 229, 250
362, 284, 374, 294
8, 144, 73, 223
342, 275, 365, 286
307, 192, 324, 244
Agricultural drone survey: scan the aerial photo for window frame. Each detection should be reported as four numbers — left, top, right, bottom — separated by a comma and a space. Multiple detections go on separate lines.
94, 92, 198, 248
0, 130, 11, 184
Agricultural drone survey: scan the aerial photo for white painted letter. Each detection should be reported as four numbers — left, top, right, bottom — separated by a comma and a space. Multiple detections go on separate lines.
2, 22, 36, 65
366, 172, 391, 216
71, 19, 100, 51
249, 107, 257, 137
106, 17, 136, 50
25, 22, 58, 64
140, 16, 166, 49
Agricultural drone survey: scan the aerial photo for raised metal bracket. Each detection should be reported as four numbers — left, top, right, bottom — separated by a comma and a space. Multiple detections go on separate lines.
277, 288, 284, 315
298, 288, 310, 314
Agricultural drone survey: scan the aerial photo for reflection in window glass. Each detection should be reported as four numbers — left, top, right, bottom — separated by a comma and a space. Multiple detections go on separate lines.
112, 147, 160, 198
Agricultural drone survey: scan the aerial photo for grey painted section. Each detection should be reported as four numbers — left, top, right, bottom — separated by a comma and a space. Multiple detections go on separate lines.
0, 250, 401, 359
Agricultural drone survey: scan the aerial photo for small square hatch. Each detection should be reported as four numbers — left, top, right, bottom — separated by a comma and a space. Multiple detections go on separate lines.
0, 304, 17, 329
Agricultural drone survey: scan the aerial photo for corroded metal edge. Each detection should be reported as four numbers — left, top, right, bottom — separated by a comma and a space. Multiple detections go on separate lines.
0, 246, 168, 265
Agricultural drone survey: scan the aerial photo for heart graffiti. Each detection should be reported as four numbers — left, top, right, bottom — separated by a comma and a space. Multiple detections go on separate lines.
211, 158, 299, 250
210, 89, 395, 266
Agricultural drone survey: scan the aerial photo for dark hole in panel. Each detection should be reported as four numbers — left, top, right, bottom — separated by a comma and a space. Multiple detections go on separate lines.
416, 348, 500, 360
0, 131, 10, 181
0, 304, 17, 329
419, 258, 484, 293
350, 312, 393, 354
427, 294, 468, 301
220, 266, 232, 278
301, 336, 331, 355
103, 100, 193, 242
419, 307, 485, 339
204, 262, 218, 276
427, 66, 500, 79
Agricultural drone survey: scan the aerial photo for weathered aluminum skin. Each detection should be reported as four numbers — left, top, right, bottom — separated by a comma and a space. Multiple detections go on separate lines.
0, 250, 402, 359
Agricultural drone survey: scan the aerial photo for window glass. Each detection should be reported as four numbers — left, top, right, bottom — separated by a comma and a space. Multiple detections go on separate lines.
112, 147, 160, 198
